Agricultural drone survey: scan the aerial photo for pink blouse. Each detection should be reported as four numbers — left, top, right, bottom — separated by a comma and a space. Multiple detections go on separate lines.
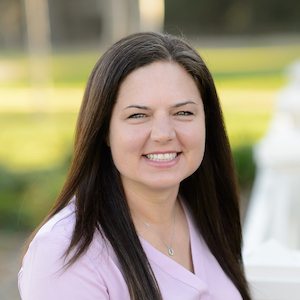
18, 199, 242, 300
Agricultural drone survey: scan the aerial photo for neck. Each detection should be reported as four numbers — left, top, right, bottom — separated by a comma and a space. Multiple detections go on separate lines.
122, 181, 179, 225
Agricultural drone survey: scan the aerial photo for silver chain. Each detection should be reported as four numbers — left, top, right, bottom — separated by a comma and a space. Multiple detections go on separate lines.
130, 201, 177, 256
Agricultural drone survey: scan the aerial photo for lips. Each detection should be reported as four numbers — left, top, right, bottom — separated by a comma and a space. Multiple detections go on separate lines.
145, 152, 178, 162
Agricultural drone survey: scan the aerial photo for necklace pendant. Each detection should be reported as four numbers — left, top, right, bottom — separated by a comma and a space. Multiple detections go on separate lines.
168, 248, 174, 256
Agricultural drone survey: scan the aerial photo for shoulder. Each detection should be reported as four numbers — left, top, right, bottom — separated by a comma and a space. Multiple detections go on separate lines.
36, 199, 77, 239
18, 200, 110, 300
21, 200, 77, 274
20, 199, 113, 270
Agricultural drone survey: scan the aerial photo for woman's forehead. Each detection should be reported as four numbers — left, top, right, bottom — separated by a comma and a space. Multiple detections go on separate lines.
115, 61, 201, 107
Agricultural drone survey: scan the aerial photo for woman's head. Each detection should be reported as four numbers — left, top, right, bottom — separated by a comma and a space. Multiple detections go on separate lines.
74, 32, 223, 188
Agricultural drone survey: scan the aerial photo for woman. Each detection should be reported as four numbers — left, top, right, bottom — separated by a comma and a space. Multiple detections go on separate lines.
19, 32, 251, 300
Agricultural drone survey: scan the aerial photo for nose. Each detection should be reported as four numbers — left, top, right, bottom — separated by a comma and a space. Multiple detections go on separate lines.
150, 116, 176, 143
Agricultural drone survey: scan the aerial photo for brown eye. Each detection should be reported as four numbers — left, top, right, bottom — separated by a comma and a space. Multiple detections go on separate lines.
176, 111, 193, 116
129, 113, 146, 118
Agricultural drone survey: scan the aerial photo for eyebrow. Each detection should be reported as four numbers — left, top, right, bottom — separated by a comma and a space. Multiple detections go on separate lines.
124, 105, 151, 110
124, 101, 197, 111
171, 101, 197, 108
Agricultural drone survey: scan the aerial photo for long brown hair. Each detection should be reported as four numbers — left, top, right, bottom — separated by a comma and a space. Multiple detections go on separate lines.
24, 32, 251, 300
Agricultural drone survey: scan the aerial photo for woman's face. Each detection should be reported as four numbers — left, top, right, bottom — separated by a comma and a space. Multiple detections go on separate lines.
108, 61, 206, 193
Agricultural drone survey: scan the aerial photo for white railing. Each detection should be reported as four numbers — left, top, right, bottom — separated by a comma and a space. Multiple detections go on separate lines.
243, 59, 300, 299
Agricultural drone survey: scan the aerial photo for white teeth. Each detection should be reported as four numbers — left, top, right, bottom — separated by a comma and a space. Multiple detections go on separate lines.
146, 153, 177, 162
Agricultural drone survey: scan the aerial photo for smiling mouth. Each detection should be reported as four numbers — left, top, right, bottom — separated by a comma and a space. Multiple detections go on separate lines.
145, 153, 178, 162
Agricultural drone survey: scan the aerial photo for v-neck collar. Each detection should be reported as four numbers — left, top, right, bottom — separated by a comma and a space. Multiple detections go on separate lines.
138, 198, 210, 296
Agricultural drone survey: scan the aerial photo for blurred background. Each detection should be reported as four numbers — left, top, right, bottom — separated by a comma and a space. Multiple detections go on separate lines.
0, 0, 300, 299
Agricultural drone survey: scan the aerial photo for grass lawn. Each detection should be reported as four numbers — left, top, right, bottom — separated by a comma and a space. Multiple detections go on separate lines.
1, 42, 299, 171
0, 111, 77, 170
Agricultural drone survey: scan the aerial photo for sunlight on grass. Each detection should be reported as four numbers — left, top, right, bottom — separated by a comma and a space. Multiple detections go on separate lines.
0, 87, 83, 112
218, 88, 275, 147
0, 112, 77, 170
225, 112, 271, 147
218, 88, 275, 112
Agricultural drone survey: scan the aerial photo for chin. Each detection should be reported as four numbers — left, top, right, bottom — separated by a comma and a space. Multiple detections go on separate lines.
143, 178, 182, 191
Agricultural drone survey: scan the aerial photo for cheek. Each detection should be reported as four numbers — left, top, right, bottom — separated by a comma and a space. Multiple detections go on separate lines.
109, 125, 146, 164
180, 121, 205, 146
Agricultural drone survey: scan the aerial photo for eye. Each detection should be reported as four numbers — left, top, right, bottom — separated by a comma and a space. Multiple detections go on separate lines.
129, 113, 146, 118
175, 111, 193, 116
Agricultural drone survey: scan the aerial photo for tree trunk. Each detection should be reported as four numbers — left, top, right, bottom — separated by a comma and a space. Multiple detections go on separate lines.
99, 0, 164, 48
23, 0, 52, 112
139, 0, 164, 33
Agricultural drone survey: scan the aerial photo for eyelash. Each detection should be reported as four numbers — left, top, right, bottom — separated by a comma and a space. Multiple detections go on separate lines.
176, 111, 193, 116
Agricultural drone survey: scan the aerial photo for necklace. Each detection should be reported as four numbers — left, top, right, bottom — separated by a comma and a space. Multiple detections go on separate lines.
130, 201, 177, 256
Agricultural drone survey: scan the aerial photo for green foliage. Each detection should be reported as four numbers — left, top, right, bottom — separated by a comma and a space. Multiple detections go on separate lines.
0, 157, 71, 231
232, 145, 256, 187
